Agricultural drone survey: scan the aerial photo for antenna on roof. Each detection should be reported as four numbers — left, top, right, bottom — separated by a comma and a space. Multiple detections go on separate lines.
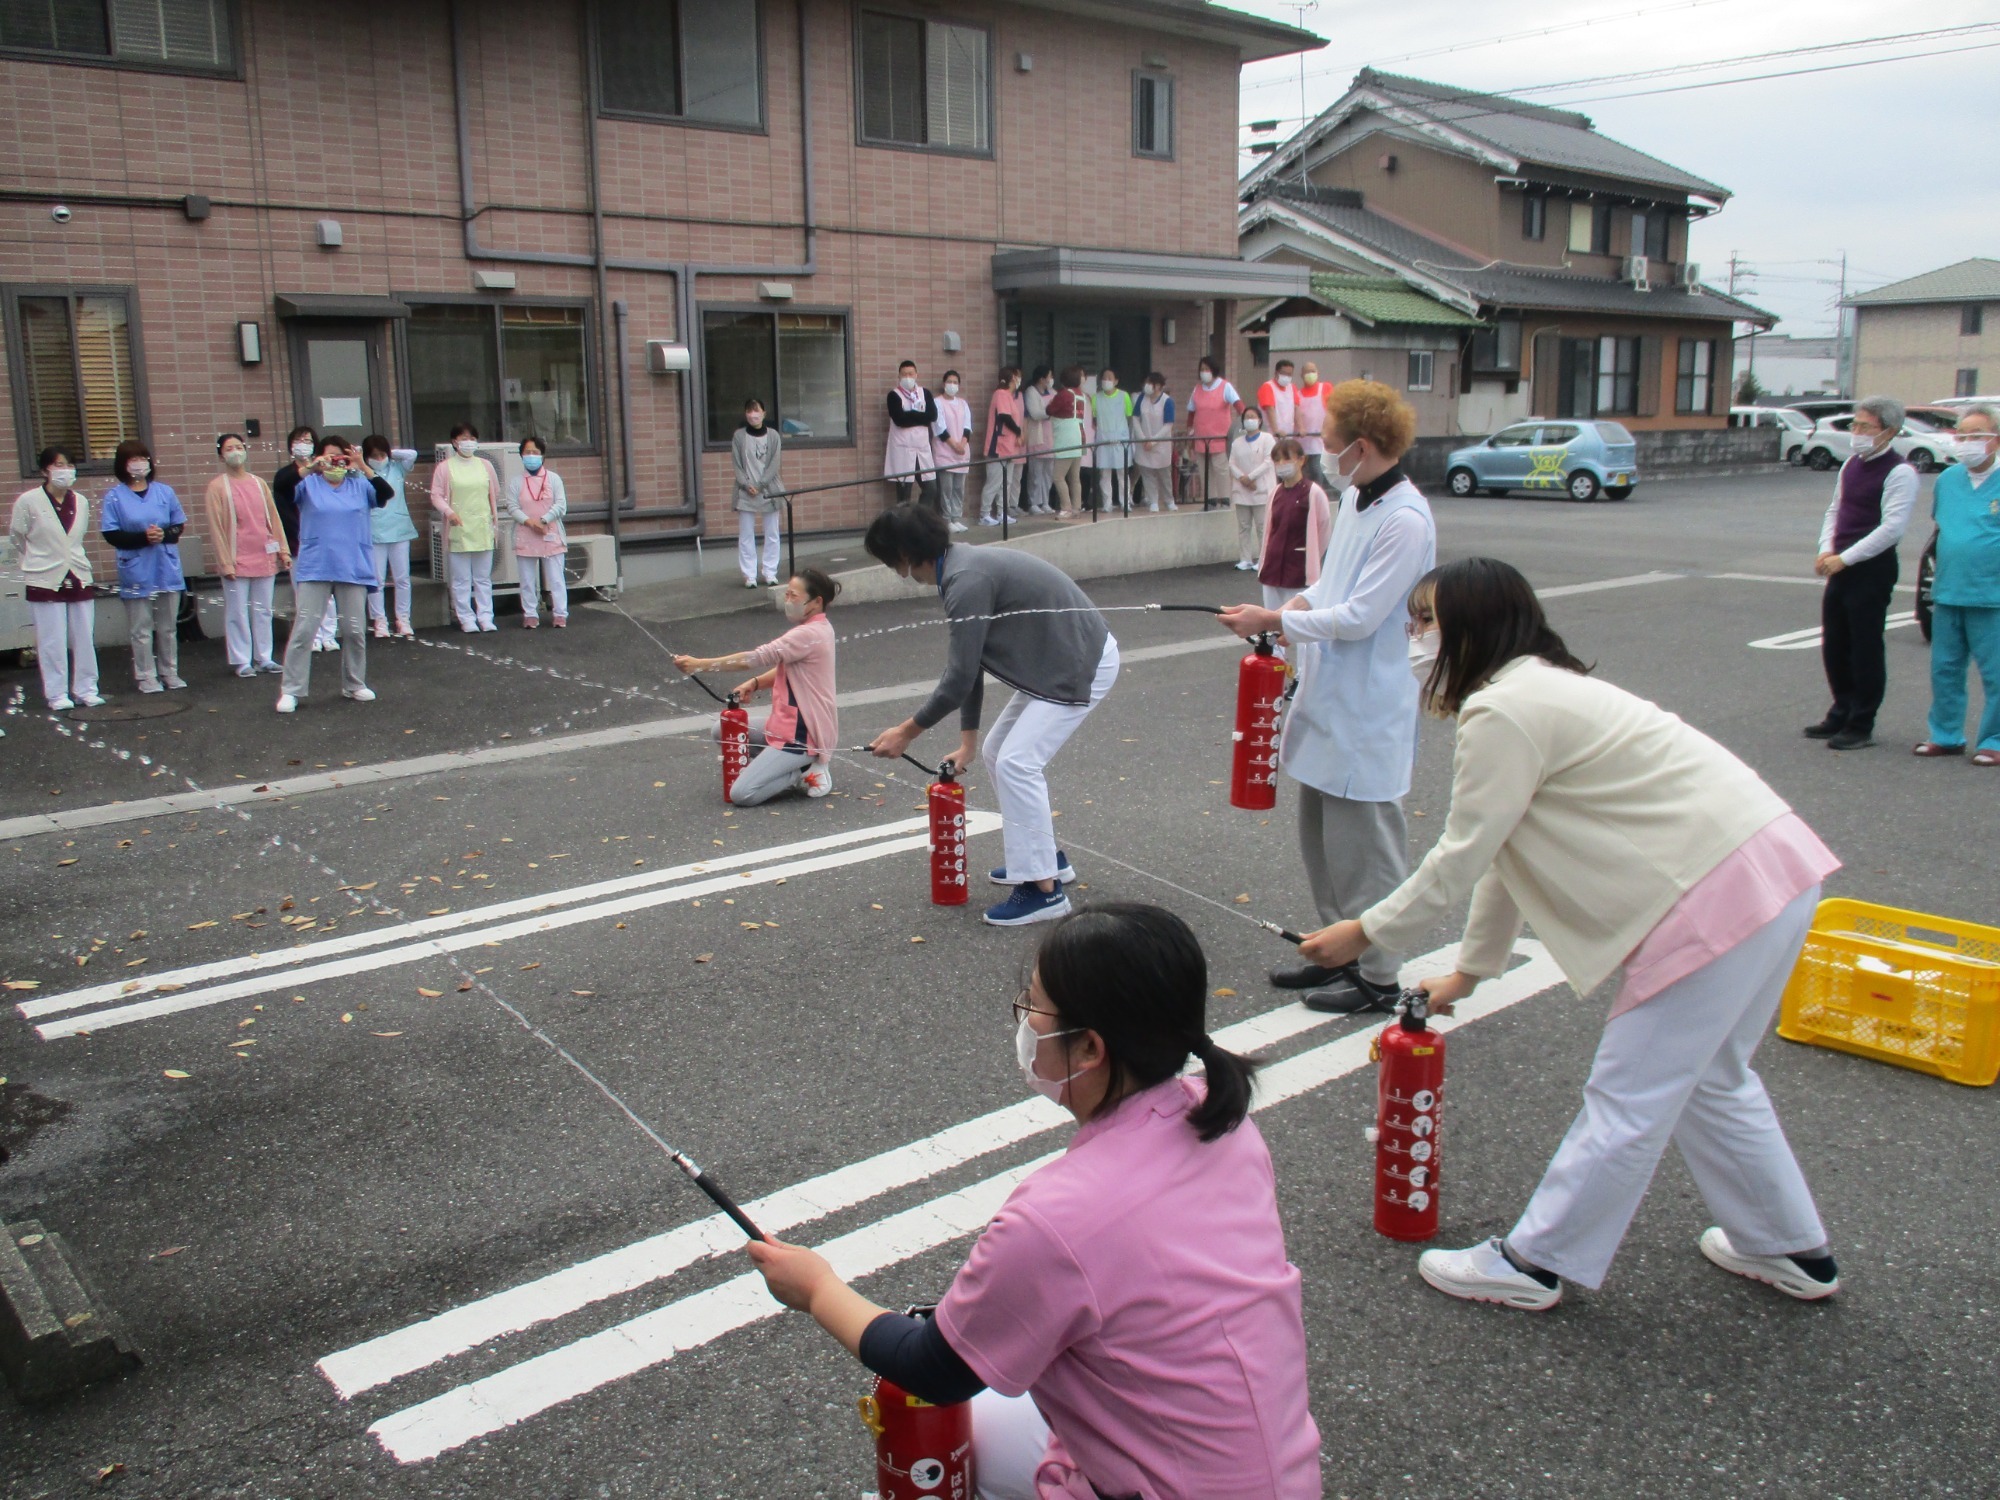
1289, 3, 1319, 182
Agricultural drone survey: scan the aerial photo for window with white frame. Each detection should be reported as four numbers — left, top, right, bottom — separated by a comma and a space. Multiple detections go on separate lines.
1407, 350, 1434, 392
1133, 71, 1173, 159
858, 10, 989, 152
1675, 338, 1715, 414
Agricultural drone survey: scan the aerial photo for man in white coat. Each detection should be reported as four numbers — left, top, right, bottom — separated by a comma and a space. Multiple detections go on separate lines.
1219, 380, 1436, 1013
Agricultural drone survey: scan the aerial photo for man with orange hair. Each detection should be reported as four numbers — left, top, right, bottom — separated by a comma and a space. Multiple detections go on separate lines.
1219, 380, 1436, 1013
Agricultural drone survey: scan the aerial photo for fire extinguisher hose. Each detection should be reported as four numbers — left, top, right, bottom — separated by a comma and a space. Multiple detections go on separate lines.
668, 1150, 766, 1241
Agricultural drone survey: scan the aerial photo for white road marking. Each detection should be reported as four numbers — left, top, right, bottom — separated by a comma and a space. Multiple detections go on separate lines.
359, 943, 1563, 1463
1750, 610, 1918, 650
29, 814, 1001, 1039
318, 940, 1487, 1400
1537, 571, 1682, 598
21, 816, 948, 1022
1714, 572, 1917, 594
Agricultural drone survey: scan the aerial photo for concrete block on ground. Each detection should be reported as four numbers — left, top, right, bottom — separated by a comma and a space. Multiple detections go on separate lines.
0, 1220, 142, 1403
830, 507, 1238, 606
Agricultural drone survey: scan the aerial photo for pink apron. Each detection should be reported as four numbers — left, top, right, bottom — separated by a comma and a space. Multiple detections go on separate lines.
884, 386, 937, 480
1190, 381, 1234, 455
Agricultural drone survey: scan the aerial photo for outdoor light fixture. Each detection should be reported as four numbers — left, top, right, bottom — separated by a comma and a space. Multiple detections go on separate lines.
1162, 317, 1177, 345
237, 321, 262, 364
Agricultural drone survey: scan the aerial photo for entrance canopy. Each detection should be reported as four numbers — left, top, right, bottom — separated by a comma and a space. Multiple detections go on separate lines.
992, 248, 1310, 304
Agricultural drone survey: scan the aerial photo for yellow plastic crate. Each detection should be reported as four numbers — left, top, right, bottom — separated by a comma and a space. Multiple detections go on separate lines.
1778, 899, 2000, 1087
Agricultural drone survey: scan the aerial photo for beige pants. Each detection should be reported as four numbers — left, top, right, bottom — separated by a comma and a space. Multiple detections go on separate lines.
126, 592, 181, 688
1049, 456, 1081, 512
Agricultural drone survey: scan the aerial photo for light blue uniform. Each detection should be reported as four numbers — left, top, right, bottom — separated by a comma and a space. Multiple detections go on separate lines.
368, 451, 421, 545
1926, 462, 2000, 751
293, 474, 383, 586
100, 482, 186, 598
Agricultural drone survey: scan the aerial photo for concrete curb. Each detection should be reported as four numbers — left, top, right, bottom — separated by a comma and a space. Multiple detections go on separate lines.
830, 507, 1239, 605
0, 1221, 142, 1402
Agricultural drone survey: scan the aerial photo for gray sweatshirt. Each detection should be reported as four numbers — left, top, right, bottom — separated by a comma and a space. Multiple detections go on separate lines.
731, 424, 784, 513
913, 544, 1110, 731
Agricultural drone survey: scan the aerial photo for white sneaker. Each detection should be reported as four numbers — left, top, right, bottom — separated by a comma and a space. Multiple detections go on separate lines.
344, 687, 376, 703
76, 692, 106, 707
275, 694, 298, 714
802, 765, 832, 798
48, 696, 75, 711
1417, 1238, 1563, 1311
949, 521, 969, 533
162, 674, 187, 690
137, 679, 164, 694
1234, 560, 1257, 572
743, 578, 760, 589
1698, 1227, 1839, 1300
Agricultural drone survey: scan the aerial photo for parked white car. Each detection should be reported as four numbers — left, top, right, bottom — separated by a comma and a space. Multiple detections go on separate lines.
1798, 413, 1956, 473
1729, 405, 1813, 464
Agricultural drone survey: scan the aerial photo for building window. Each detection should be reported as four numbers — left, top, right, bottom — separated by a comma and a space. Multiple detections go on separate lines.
858, 10, 988, 153
1133, 71, 1173, 159
1628, 208, 1669, 262
1958, 368, 1982, 398
1521, 194, 1545, 242
5, 287, 144, 476
596, 0, 762, 127
1675, 338, 1715, 414
1407, 350, 1434, 392
1247, 334, 1269, 368
1567, 202, 1611, 255
0, 0, 232, 71
1469, 318, 1522, 374
701, 309, 852, 445
404, 302, 593, 451
1964, 305, 1986, 337
1596, 335, 1639, 414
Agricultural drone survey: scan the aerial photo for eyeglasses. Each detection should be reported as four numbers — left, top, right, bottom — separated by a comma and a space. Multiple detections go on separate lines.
1012, 989, 1061, 1026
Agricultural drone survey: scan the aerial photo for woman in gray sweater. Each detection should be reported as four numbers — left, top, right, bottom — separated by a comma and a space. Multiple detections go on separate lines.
732, 398, 785, 589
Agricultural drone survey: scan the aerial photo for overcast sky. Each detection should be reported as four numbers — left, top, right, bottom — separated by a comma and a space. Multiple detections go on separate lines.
1230, 0, 1999, 338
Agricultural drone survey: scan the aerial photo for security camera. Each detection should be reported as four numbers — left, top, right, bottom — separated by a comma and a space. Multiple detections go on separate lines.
50, 204, 71, 223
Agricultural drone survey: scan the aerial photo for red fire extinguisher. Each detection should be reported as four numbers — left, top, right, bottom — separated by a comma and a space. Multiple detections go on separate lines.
1369, 989, 1445, 1242
928, 759, 968, 905
859, 1371, 975, 1500
719, 691, 750, 803
1229, 632, 1286, 810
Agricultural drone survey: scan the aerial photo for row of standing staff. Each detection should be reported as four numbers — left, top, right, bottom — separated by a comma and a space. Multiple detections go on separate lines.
8, 424, 574, 714
738, 377, 1844, 1499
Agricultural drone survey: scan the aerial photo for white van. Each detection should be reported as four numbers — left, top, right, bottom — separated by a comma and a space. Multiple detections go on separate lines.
1729, 405, 1813, 464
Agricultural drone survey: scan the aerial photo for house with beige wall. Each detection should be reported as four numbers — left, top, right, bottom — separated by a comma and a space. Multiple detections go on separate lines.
1848, 258, 2000, 403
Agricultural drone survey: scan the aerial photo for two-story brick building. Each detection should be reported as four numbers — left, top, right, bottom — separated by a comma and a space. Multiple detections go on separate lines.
1847, 258, 2000, 404
1236, 69, 1772, 437
0, 0, 1318, 567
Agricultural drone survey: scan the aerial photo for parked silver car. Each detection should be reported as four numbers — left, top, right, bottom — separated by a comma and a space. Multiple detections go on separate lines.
1444, 420, 1638, 502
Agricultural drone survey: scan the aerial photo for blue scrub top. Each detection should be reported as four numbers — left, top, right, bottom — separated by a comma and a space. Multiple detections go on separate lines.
1931, 463, 2000, 609
368, 452, 421, 545
100, 481, 187, 599
293, 473, 383, 586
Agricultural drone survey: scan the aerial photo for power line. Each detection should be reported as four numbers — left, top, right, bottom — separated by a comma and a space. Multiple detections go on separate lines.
1370, 0, 1741, 67
1546, 37, 2000, 105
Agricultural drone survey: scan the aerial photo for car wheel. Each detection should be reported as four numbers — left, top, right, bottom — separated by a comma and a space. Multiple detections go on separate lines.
1787, 448, 1806, 466
1445, 467, 1479, 498
1910, 449, 1937, 474
1806, 446, 1837, 471
1567, 470, 1601, 502
1605, 485, 1633, 500
1916, 532, 1937, 643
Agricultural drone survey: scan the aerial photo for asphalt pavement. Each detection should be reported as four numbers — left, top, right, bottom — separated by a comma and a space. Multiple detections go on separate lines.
2, 468, 1995, 1499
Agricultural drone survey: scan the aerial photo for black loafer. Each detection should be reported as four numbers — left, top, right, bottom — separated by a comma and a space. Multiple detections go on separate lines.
1271, 961, 1347, 990
1802, 717, 1845, 740
1827, 727, 1875, 750
1304, 973, 1401, 1014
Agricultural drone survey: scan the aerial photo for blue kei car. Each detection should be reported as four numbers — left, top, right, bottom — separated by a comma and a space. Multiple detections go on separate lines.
1444, 420, 1639, 502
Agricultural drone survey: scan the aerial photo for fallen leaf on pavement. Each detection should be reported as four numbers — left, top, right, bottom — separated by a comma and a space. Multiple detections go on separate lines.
1233, 894, 1250, 904
417, 987, 444, 998
57, 858, 77, 866
371, 1031, 404, 1038
519, 961, 541, 971
3, 980, 40, 991
162, 1069, 190, 1079
694, 953, 713, 963
910, 936, 926, 944
93, 1462, 124, 1485
571, 989, 595, 996
1213, 987, 1238, 998
237, 1018, 255, 1027
740, 922, 761, 929
340, 1013, 353, 1023
149, 1246, 185, 1259
348, 881, 378, 891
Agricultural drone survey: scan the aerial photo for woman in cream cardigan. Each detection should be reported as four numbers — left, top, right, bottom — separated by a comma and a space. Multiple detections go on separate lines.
10, 445, 104, 709
1302, 557, 1841, 1312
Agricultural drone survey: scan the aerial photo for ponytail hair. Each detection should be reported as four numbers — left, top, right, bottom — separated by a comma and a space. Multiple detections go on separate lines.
1034, 902, 1260, 1142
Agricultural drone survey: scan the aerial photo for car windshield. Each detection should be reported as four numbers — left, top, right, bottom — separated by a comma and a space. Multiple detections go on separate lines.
1594, 422, 1635, 445
1906, 415, 1952, 434
1776, 410, 1812, 430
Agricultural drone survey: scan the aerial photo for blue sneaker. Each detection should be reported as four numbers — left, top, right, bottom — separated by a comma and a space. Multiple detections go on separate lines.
989, 850, 1076, 887
982, 883, 1072, 927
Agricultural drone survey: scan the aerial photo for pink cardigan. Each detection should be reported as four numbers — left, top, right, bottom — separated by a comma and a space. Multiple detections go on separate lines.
1258, 481, 1333, 587
748, 613, 838, 761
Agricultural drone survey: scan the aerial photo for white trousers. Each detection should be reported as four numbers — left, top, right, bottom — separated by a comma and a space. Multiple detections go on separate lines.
449, 549, 495, 629
972, 1389, 1051, 1500
281, 580, 369, 698
981, 635, 1119, 884
1235, 502, 1266, 564
30, 597, 99, 704
370, 541, 411, 624
737, 510, 780, 584
1137, 464, 1175, 510
125, 592, 180, 687
222, 575, 278, 668
1508, 884, 1828, 1289
980, 459, 1022, 519
518, 553, 569, 620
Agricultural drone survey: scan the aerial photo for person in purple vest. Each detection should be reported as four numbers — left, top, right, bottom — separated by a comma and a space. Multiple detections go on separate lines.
1807, 395, 1916, 750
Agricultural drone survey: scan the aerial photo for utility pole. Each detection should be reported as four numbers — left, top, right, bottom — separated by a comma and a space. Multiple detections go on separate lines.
1729, 253, 1759, 398
1835, 250, 1851, 396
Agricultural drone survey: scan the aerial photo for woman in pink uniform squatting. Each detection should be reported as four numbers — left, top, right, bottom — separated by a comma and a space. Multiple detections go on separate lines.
749, 903, 1322, 1500
1303, 557, 1842, 1311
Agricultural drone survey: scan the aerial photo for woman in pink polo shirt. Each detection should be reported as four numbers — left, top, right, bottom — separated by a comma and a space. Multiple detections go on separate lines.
750, 904, 1321, 1500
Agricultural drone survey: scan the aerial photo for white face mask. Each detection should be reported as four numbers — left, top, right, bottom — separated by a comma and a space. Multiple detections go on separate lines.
1409, 628, 1441, 684
1100, 378, 1115, 392
1849, 430, 1887, 457
291, 441, 314, 461
1014, 1015, 1089, 1103
900, 375, 917, 392
223, 448, 247, 468
127, 459, 151, 480
943, 382, 959, 397
1199, 372, 1216, 388
1275, 462, 1299, 482
48, 467, 76, 490
781, 596, 807, 621
1276, 374, 1292, 388
1243, 420, 1261, 435
455, 438, 478, 457
1329, 439, 1362, 489
1950, 435, 1995, 469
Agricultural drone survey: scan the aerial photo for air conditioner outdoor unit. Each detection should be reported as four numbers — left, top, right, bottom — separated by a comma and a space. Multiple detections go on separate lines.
564, 533, 618, 594
1621, 255, 1651, 291
1676, 262, 1703, 290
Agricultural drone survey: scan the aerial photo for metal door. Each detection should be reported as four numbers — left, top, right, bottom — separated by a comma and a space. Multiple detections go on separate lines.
289, 321, 386, 443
